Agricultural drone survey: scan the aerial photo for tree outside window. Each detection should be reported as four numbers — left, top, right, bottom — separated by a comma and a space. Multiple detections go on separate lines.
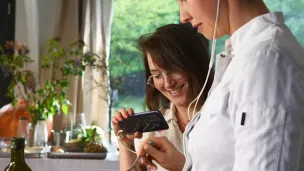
213, 0, 304, 55
109, 0, 179, 114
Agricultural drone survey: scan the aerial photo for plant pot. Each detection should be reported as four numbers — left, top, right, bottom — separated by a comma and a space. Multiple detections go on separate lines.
0, 100, 32, 138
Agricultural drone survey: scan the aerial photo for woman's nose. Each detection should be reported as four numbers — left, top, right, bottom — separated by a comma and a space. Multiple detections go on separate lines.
163, 75, 175, 88
180, 12, 192, 24
179, 4, 192, 23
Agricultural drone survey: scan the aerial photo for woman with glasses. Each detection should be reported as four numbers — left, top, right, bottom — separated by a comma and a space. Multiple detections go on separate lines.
111, 23, 213, 171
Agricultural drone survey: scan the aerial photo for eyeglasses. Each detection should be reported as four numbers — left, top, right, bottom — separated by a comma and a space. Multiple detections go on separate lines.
146, 72, 184, 88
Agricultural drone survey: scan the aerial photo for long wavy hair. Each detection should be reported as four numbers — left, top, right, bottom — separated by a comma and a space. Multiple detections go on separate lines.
138, 24, 214, 111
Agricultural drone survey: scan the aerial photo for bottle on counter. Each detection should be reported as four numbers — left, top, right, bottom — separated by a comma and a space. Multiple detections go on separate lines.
4, 137, 32, 171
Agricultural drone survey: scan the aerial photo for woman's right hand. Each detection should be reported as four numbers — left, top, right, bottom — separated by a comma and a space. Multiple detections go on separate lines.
138, 137, 186, 171
112, 108, 143, 144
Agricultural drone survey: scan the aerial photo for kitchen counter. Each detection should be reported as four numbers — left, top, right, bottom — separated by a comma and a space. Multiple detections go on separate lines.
0, 152, 119, 171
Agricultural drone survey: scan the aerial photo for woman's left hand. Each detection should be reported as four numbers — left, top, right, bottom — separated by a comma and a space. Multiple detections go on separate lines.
137, 136, 185, 171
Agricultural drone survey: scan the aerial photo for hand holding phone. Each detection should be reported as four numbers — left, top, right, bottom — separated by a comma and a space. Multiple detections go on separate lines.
118, 110, 169, 134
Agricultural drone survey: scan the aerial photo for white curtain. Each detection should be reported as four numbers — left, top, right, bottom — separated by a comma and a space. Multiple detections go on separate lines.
82, 0, 114, 133
15, 0, 114, 133
15, 0, 40, 78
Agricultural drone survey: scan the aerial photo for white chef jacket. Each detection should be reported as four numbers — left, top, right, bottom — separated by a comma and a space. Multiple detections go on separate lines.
183, 12, 304, 171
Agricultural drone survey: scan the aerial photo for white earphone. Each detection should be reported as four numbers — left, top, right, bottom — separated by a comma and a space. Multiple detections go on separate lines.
187, 0, 221, 120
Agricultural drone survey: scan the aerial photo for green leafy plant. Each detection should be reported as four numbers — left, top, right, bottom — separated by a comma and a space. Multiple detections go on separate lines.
77, 124, 104, 145
0, 39, 106, 124
77, 124, 107, 153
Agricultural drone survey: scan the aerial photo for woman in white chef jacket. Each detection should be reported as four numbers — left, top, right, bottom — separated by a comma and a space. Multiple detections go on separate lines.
137, 0, 304, 170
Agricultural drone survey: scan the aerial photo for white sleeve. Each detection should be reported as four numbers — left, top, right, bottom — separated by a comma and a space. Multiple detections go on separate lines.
230, 51, 304, 171
232, 104, 304, 171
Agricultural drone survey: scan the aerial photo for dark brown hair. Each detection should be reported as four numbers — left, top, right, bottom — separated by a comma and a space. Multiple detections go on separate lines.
138, 24, 214, 111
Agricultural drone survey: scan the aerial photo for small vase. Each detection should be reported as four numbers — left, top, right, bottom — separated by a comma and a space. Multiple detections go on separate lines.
33, 119, 48, 147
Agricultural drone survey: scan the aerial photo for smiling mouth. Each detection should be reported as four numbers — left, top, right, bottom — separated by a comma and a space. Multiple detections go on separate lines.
193, 23, 202, 29
168, 85, 184, 95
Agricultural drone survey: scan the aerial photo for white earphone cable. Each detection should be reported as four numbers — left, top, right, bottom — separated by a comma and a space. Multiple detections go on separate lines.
187, 0, 221, 120
117, 130, 136, 154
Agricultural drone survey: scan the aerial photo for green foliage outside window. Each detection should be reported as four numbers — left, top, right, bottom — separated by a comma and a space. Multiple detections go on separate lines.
109, 0, 179, 79
109, 0, 179, 112
109, 0, 304, 113
214, 0, 304, 54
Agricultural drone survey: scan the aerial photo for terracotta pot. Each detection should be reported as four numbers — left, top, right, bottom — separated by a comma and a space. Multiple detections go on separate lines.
0, 100, 32, 138
0, 99, 53, 146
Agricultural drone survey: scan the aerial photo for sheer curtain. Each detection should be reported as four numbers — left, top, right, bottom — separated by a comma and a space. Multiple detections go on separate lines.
15, 0, 114, 133
82, 0, 114, 133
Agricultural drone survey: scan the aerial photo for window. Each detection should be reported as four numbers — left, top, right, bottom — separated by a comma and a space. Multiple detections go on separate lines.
109, 0, 179, 114
213, 1, 304, 54
110, 1, 304, 115
265, 0, 304, 46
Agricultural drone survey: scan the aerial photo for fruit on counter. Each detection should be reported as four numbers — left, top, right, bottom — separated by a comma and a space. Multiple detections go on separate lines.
51, 146, 65, 153
55, 148, 65, 153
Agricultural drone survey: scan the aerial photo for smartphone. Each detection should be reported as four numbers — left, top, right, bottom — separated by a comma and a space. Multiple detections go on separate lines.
118, 110, 169, 134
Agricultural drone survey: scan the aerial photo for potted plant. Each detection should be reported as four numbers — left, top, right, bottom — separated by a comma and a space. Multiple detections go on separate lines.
0, 38, 106, 142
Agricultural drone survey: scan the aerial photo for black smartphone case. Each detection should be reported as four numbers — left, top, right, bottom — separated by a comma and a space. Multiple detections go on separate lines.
118, 110, 169, 134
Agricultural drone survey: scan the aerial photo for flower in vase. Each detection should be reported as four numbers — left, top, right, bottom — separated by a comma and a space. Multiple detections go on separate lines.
4, 41, 14, 50
77, 40, 85, 48
1, 64, 11, 77
15, 43, 30, 56
25, 72, 36, 91
71, 58, 81, 68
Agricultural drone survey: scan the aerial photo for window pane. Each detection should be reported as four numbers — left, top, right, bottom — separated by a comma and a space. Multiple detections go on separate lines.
265, 0, 304, 46
109, 0, 179, 114
212, 1, 304, 54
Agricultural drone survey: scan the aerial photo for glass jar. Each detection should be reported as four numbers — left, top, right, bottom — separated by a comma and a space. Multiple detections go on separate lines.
17, 117, 30, 146
33, 119, 48, 147
76, 113, 87, 127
